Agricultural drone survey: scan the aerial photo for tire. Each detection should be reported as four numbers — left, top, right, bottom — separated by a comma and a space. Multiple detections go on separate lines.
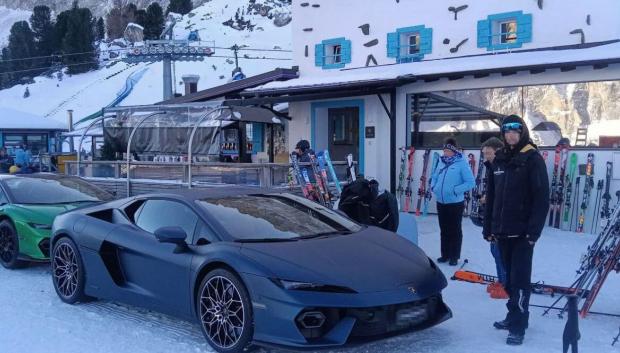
197, 269, 254, 353
0, 220, 26, 269
51, 237, 91, 304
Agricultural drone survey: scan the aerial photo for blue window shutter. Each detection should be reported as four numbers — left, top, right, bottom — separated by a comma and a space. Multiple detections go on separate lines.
252, 123, 263, 153
419, 27, 433, 54
517, 13, 533, 43
314, 44, 324, 67
341, 39, 352, 64
477, 20, 491, 48
387, 32, 399, 58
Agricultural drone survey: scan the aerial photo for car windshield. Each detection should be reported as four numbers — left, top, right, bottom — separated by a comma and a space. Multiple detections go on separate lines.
198, 194, 362, 241
5, 177, 114, 205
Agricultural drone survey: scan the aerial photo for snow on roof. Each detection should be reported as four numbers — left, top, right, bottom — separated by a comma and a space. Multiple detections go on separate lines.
126, 22, 144, 30
247, 41, 620, 93
0, 107, 67, 130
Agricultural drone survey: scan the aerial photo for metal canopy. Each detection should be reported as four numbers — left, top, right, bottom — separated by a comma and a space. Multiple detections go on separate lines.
414, 93, 504, 125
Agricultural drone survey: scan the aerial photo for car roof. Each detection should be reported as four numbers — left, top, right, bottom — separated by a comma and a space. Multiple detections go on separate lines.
0, 173, 79, 180
135, 186, 288, 202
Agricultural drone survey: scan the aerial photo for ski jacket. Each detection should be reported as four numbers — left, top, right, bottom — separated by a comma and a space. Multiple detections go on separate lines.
430, 155, 475, 205
483, 144, 549, 242
14, 148, 32, 167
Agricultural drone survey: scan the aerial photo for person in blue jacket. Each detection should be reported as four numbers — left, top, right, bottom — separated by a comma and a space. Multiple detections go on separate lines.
431, 137, 475, 266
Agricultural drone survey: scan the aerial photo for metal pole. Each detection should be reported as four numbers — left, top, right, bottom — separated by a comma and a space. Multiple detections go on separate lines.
187, 108, 227, 189
163, 57, 173, 101
126, 111, 166, 196
77, 116, 106, 177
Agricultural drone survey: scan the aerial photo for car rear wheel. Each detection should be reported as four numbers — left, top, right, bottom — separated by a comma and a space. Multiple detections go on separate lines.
197, 269, 254, 353
52, 237, 90, 304
0, 220, 26, 269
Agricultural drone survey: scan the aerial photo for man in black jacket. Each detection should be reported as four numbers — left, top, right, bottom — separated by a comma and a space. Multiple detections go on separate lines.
483, 115, 550, 345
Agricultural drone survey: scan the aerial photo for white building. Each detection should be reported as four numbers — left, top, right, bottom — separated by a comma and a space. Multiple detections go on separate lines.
240, 0, 620, 191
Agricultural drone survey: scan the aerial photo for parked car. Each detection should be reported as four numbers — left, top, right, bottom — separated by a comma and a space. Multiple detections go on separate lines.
0, 174, 114, 269
50, 188, 451, 353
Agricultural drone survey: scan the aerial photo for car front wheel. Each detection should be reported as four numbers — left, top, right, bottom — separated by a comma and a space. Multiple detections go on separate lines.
197, 269, 254, 353
0, 220, 26, 269
52, 237, 91, 304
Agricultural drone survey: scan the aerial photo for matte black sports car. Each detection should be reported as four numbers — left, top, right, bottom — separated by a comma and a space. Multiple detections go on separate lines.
50, 188, 451, 352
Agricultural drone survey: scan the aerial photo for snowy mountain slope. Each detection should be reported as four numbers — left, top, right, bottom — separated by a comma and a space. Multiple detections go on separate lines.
0, 0, 292, 124
0, 5, 30, 46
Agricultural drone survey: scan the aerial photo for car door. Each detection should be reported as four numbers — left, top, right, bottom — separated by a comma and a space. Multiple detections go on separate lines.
105, 198, 198, 319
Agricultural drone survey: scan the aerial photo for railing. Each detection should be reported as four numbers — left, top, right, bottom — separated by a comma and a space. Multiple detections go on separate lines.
64, 160, 352, 196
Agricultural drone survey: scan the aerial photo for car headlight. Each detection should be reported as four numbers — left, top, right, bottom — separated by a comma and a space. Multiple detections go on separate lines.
271, 279, 356, 293
28, 223, 52, 230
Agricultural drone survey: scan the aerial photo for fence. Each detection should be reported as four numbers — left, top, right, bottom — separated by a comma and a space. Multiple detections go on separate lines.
64, 160, 351, 198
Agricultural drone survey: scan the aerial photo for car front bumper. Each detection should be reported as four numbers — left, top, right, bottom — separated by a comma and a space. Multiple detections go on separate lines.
241, 273, 452, 349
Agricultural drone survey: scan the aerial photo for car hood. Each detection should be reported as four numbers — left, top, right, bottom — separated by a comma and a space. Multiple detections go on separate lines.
239, 226, 446, 294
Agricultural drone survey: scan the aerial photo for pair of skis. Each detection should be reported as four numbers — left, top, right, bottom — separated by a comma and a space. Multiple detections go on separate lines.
470, 151, 486, 227
577, 153, 595, 233
464, 153, 477, 217
451, 270, 590, 298
289, 150, 345, 208
548, 140, 570, 228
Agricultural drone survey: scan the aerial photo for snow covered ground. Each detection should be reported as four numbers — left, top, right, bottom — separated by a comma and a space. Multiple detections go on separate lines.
0, 216, 618, 353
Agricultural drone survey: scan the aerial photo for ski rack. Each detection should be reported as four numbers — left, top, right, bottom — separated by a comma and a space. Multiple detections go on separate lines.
541, 200, 620, 318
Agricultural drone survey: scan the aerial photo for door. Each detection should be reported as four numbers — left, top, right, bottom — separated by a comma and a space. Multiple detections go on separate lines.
105, 199, 197, 318
327, 107, 359, 164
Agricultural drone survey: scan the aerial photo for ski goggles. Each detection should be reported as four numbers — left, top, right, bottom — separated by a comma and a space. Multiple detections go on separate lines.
501, 122, 523, 132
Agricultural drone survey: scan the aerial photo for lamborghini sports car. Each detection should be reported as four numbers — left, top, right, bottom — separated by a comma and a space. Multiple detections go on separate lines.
0, 174, 114, 269
50, 187, 451, 352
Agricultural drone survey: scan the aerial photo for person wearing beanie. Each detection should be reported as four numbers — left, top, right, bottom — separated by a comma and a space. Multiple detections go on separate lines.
430, 137, 475, 266
294, 139, 315, 182
483, 115, 550, 346
480, 137, 508, 299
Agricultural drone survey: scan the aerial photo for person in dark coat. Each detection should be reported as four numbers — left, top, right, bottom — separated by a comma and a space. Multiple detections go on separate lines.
480, 137, 508, 298
294, 139, 315, 182
483, 115, 550, 346
430, 137, 475, 266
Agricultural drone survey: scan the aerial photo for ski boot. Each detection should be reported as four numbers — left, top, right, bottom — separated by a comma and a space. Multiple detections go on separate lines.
506, 332, 524, 345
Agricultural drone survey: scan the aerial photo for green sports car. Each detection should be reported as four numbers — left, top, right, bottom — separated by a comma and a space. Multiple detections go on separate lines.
0, 174, 114, 269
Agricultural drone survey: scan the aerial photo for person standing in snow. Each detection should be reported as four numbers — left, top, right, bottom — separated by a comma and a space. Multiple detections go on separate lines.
293, 139, 315, 183
483, 115, 549, 346
0, 148, 13, 174
480, 137, 508, 299
430, 137, 475, 266
14, 144, 32, 171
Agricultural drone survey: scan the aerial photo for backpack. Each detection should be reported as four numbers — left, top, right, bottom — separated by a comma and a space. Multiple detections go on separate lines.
338, 178, 399, 231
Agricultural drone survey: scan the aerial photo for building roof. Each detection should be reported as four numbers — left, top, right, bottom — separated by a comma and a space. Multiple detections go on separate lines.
0, 107, 67, 131
158, 67, 299, 104
244, 41, 620, 96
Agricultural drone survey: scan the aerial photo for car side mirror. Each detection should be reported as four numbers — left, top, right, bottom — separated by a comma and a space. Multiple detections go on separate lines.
154, 226, 189, 253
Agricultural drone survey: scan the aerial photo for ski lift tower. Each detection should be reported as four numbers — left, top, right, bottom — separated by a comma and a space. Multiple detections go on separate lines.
123, 14, 215, 100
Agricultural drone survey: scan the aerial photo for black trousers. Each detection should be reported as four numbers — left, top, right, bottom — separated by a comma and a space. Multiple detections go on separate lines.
437, 201, 464, 260
498, 237, 534, 335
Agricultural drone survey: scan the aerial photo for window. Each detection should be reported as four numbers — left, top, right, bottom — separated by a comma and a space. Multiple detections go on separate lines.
0, 189, 8, 205
387, 25, 432, 63
401, 33, 420, 56
478, 11, 532, 51
3, 133, 48, 156
4, 176, 113, 204
135, 200, 198, 241
198, 194, 361, 241
499, 20, 518, 44
315, 38, 352, 69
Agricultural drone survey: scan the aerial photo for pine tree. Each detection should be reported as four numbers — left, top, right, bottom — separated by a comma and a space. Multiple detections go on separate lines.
23, 86, 30, 98
143, 2, 164, 40
135, 9, 147, 28
0, 48, 12, 88
7, 21, 37, 82
60, 2, 98, 74
105, 2, 138, 40
30, 5, 56, 62
96, 17, 105, 41
166, 0, 193, 16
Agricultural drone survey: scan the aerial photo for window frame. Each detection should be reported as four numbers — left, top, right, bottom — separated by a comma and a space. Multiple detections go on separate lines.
498, 19, 518, 44
316, 37, 351, 70
478, 11, 532, 51
387, 25, 432, 64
